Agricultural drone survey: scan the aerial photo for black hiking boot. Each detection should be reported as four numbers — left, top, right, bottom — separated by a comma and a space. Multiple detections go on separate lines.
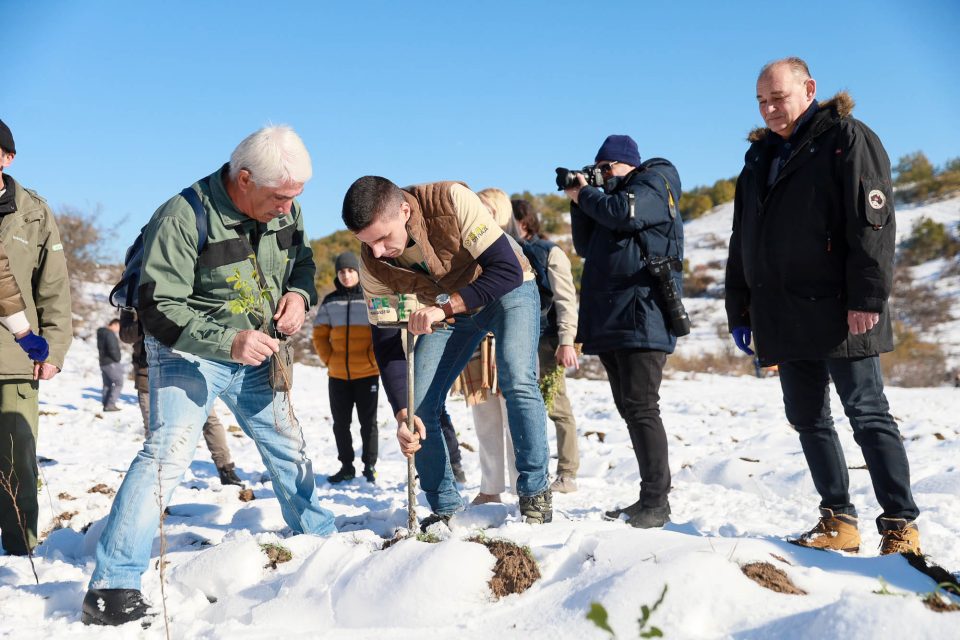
519, 488, 553, 524
81, 589, 152, 626
603, 499, 645, 521
362, 465, 377, 483
217, 463, 243, 487
327, 466, 356, 484
420, 512, 453, 533
626, 504, 671, 529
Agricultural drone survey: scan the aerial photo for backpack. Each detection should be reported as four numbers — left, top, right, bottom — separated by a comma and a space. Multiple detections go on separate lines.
519, 236, 555, 335
108, 186, 209, 310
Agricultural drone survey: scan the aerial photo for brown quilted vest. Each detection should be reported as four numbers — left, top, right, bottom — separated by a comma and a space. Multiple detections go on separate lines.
360, 182, 486, 306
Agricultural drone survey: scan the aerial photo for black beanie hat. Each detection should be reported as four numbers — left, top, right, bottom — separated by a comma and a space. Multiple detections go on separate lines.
335, 252, 360, 272
594, 134, 641, 167
0, 120, 15, 154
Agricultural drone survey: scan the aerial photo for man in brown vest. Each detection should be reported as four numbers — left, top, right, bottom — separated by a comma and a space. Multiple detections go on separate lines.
341, 176, 552, 528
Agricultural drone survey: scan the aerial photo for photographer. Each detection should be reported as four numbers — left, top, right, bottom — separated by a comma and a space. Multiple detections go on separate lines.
563, 134, 684, 528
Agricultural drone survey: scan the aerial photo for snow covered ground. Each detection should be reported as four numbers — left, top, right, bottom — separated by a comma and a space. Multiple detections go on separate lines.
2, 194, 957, 638
1, 334, 958, 639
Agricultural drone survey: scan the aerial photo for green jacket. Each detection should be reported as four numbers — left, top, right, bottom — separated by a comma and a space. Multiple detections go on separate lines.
138, 164, 317, 363
0, 174, 73, 377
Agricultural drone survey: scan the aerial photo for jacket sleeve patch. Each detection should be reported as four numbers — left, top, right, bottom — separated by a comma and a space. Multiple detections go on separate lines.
860, 176, 892, 228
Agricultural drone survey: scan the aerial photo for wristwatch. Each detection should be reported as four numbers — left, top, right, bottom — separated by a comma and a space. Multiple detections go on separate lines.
435, 293, 455, 318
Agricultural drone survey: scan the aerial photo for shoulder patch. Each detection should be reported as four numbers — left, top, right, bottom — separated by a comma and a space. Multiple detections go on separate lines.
867, 189, 886, 210
51, 243, 63, 251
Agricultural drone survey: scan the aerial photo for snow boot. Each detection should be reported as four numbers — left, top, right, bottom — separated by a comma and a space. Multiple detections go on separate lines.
362, 464, 377, 483
81, 589, 152, 626
603, 499, 644, 521
419, 512, 452, 532
790, 508, 861, 553
627, 503, 671, 529
519, 488, 553, 524
327, 465, 356, 484
878, 517, 922, 556
217, 463, 243, 487
451, 461, 467, 484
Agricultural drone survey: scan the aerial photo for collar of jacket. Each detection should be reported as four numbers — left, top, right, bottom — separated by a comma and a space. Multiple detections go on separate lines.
0, 173, 16, 216
746, 91, 855, 144
401, 189, 427, 245
206, 163, 295, 234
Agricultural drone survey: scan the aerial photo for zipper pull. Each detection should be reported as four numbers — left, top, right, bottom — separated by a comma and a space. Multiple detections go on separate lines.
826, 232, 832, 253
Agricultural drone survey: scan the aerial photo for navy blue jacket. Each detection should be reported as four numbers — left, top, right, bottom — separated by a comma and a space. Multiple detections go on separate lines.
571, 158, 684, 354
520, 235, 557, 337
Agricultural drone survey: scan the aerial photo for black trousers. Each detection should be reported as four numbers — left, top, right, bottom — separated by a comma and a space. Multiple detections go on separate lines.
598, 348, 670, 508
329, 376, 379, 468
779, 356, 919, 524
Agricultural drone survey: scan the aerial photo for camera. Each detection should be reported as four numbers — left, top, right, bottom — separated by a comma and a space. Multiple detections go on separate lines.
646, 256, 691, 337
555, 165, 604, 191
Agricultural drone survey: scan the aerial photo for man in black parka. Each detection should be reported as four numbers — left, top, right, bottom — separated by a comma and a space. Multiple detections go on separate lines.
566, 134, 683, 528
725, 57, 920, 555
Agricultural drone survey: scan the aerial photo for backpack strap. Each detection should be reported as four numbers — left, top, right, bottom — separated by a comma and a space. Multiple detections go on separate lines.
179, 185, 209, 253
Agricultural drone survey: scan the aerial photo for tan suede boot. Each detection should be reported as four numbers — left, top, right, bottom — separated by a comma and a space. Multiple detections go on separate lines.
790, 508, 861, 552
878, 518, 922, 556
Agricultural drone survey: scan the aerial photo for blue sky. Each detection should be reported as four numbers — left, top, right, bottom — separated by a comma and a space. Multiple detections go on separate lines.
5, 0, 959, 259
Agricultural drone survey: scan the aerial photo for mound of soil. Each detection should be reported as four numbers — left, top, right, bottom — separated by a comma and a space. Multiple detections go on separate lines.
741, 561, 806, 595
472, 537, 541, 599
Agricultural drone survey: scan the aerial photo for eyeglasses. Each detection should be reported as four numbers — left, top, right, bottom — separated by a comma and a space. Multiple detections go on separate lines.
597, 161, 619, 175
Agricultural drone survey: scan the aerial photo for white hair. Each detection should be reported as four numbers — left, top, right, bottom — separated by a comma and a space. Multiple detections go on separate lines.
228, 125, 312, 187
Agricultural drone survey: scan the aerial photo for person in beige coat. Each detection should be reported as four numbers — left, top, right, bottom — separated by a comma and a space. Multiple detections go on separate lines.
511, 199, 581, 493
0, 118, 72, 555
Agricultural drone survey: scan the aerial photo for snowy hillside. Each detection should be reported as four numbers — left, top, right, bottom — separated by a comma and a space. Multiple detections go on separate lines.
1, 331, 958, 638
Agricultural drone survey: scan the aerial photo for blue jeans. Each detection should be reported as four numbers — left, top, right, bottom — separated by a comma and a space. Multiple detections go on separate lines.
89, 337, 335, 590
779, 356, 919, 525
414, 279, 549, 514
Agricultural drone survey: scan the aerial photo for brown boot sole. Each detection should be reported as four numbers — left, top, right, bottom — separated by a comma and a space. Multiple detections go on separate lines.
788, 539, 860, 554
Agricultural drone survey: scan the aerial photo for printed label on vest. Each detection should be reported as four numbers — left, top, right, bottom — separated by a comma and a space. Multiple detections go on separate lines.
464, 223, 490, 248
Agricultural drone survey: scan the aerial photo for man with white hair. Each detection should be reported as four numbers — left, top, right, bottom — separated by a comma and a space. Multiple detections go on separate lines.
83, 125, 335, 625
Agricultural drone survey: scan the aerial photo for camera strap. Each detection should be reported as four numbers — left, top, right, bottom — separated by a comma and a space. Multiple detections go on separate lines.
633, 168, 682, 261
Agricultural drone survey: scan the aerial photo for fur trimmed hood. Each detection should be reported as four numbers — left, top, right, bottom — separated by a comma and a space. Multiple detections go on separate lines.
747, 91, 855, 142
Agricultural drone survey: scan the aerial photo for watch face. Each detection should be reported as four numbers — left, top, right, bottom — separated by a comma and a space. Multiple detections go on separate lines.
436, 294, 451, 305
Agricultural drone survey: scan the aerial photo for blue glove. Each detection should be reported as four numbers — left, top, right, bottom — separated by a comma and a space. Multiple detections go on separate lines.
15, 330, 49, 362
731, 326, 754, 356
